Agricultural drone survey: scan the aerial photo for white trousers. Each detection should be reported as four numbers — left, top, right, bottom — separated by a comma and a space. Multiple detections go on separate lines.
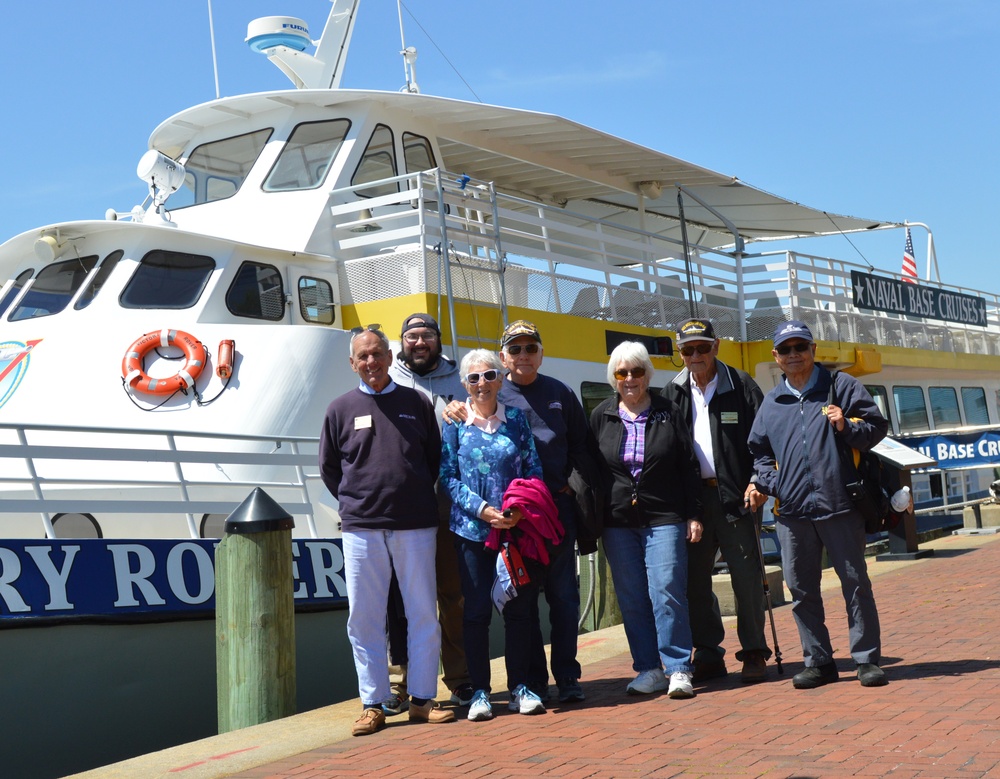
343, 526, 440, 705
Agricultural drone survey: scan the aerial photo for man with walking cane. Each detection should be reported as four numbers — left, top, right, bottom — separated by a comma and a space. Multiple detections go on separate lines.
663, 318, 773, 685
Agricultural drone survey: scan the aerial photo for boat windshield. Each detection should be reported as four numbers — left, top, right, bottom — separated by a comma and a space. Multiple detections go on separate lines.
170, 129, 273, 208
8, 256, 99, 321
119, 250, 215, 309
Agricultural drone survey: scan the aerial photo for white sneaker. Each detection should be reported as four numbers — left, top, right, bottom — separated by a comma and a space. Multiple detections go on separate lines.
467, 689, 493, 721
508, 684, 546, 715
667, 671, 695, 699
626, 668, 669, 695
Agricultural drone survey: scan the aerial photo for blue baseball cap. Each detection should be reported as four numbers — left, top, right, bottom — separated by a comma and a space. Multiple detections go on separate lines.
773, 320, 815, 347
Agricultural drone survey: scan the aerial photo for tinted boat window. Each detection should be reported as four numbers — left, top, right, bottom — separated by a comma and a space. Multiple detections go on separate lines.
226, 261, 285, 320
0, 269, 34, 318
403, 132, 436, 173
298, 276, 335, 325
928, 386, 962, 428
264, 119, 351, 191
352, 124, 399, 199
75, 250, 124, 310
171, 129, 273, 207
962, 386, 990, 425
864, 385, 892, 430
893, 385, 929, 433
120, 250, 215, 309
9, 255, 99, 321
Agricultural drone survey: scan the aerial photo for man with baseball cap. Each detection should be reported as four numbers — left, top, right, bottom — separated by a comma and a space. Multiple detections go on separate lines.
662, 318, 772, 684
747, 320, 889, 689
383, 313, 474, 713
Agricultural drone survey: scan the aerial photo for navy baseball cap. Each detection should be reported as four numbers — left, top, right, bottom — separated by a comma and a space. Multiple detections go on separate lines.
773, 320, 815, 347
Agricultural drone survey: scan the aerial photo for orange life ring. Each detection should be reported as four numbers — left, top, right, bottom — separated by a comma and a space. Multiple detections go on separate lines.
122, 329, 207, 395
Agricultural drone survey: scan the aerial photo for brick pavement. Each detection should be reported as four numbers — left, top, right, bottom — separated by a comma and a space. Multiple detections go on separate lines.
78, 532, 1000, 779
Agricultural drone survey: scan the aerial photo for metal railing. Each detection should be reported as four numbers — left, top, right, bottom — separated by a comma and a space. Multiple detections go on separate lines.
328, 169, 1000, 350
0, 422, 322, 539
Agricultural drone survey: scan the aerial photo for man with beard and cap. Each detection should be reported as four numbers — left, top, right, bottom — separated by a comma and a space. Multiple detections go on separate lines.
381, 314, 473, 714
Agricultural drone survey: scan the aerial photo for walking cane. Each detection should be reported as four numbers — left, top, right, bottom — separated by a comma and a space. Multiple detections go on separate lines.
752, 507, 783, 675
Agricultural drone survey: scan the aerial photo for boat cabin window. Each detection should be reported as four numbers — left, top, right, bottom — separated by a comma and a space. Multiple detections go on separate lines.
928, 386, 962, 428
352, 124, 400, 199
0, 269, 33, 319
226, 261, 285, 321
962, 387, 990, 425
9, 255, 99, 321
51, 512, 101, 539
865, 384, 893, 429
172, 129, 273, 208
263, 119, 351, 191
298, 276, 335, 325
403, 132, 436, 173
893, 385, 930, 433
74, 250, 124, 311
119, 250, 215, 309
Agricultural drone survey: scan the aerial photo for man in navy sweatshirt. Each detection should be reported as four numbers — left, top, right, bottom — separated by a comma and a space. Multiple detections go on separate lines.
319, 326, 455, 736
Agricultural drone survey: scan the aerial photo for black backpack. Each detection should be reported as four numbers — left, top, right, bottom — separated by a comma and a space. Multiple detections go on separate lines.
829, 373, 891, 534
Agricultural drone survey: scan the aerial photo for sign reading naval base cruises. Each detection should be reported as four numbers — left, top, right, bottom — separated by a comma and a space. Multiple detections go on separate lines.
851, 270, 987, 327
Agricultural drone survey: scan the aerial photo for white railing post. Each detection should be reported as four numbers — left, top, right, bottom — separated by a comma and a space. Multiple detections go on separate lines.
17, 427, 56, 539
167, 433, 200, 538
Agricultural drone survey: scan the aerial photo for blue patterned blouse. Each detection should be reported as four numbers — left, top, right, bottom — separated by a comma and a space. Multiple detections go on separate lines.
440, 404, 543, 542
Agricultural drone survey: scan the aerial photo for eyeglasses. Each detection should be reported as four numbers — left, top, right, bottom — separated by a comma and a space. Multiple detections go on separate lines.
350, 323, 383, 340
613, 367, 647, 380
403, 331, 439, 344
465, 369, 500, 384
505, 343, 540, 356
679, 343, 714, 357
775, 342, 812, 355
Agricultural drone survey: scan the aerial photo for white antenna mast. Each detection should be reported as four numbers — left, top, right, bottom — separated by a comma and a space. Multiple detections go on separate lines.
207, 0, 220, 99
397, 0, 419, 93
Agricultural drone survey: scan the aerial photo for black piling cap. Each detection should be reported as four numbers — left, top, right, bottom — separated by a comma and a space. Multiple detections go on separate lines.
224, 487, 295, 534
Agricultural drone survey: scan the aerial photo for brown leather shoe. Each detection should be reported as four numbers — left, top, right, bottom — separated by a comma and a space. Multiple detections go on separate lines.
352, 707, 386, 736
692, 657, 727, 683
408, 700, 456, 724
740, 653, 768, 684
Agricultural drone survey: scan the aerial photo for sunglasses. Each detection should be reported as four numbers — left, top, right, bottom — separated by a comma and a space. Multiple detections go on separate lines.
505, 343, 540, 356
465, 369, 500, 384
350, 323, 383, 339
403, 331, 439, 344
679, 343, 714, 357
613, 367, 647, 380
775, 342, 812, 355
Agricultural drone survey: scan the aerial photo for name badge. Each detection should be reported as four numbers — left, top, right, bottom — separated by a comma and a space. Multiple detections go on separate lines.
354, 415, 373, 430
720, 411, 739, 424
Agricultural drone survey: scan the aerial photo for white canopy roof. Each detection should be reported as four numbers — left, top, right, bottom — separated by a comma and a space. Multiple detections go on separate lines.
150, 89, 897, 251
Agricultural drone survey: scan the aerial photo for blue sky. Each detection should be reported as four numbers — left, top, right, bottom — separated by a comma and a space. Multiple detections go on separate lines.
1, 1, 996, 292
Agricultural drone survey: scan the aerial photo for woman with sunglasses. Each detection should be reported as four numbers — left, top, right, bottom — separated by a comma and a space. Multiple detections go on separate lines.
590, 341, 703, 699
440, 349, 547, 721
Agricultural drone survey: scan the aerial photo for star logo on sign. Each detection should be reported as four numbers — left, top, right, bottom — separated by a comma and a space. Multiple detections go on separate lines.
853, 279, 866, 305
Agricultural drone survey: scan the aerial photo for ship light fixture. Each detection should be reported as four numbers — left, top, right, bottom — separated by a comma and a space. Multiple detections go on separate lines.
136, 150, 186, 212
34, 234, 66, 262
349, 208, 382, 233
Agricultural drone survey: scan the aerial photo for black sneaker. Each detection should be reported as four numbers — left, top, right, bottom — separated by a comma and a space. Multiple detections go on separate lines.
557, 678, 585, 703
792, 662, 839, 689
449, 683, 475, 706
381, 693, 409, 715
857, 663, 887, 687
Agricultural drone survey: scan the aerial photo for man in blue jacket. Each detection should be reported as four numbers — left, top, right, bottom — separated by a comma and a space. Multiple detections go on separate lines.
747, 321, 889, 689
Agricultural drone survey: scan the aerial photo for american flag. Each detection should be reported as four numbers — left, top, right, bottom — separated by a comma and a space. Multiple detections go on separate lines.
901, 228, 918, 283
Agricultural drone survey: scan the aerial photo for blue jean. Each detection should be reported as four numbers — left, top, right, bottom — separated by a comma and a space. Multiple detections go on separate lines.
528, 492, 582, 688
454, 535, 540, 694
602, 523, 693, 674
